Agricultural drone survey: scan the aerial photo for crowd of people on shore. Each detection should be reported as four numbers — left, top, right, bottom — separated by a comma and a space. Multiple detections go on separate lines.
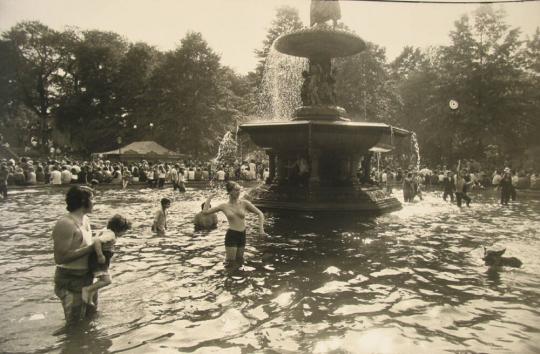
372, 163, 538, 206
1, 155, 538, 204
0, 155, 270, 196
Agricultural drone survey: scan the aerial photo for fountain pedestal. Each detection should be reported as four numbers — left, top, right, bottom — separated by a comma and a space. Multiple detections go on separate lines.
240, 20, 409, 213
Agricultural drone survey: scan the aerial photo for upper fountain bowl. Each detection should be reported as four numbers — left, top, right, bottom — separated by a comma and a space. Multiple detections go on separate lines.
274, 26, 366, 59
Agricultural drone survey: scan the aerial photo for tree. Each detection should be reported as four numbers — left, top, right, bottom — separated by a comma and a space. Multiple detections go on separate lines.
148, 32, 231, 157
254, 6, 304, 84
1, 21, 68, 150
334, 42, 399, 124
436, 6, 535, 162
55, 30, 129, 153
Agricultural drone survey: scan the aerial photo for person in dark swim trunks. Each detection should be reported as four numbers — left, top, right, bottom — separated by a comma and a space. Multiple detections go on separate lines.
202, 181, 265, 268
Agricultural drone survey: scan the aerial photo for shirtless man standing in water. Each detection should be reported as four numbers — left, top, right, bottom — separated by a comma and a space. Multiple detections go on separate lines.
202, 181, 265, 267
52, 186, 96, 326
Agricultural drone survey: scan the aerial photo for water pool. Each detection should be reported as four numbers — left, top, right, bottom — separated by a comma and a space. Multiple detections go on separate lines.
1, 186, 539, 353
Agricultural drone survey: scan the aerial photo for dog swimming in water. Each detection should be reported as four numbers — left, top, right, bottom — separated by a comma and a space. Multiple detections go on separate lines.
483, 247, 522, 268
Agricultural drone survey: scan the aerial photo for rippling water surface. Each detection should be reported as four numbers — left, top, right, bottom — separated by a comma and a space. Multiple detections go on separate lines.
1, 186, 539, 353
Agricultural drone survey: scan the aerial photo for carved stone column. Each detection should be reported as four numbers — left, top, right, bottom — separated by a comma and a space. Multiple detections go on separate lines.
308, 148, 321, 188
276, 154, 287, 185
267, 151, 276, 184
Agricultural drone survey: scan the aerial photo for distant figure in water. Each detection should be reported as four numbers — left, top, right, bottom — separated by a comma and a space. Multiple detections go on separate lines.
201, 181, 265, 268
483, 247, 522, 268
152, 198, 171, 234
194, 202, 218, 230
82, 214, 131, 305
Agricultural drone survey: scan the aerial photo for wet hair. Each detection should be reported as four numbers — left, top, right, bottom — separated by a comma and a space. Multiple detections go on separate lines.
65, 186, 94, 212
107, 214, 132, 233
161, 197, 171, 207
225, 181, 240, 194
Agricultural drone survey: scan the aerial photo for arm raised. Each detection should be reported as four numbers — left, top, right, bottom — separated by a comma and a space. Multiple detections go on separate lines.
243, 200, 265, 236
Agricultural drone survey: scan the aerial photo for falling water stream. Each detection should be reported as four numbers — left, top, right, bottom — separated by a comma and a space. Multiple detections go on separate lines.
411, 132, 421, 172
257, 47, 307, 120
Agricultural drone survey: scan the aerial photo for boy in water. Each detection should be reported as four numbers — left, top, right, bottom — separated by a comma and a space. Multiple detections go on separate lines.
152, 197, 171, 234
82, 214, 131, 305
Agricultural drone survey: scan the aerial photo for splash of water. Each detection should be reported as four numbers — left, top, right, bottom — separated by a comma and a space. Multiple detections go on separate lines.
213, 131, 238, 166
256, 47, 307, 120
410, 132, 421, 171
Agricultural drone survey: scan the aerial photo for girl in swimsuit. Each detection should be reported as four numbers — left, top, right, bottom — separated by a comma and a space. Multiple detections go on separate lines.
202, 181, 265, 267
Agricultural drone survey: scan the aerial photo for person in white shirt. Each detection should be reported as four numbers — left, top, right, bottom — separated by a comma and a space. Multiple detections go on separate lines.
216, 167, 226, 181
249, 160, 256, 180
81, 214, 131, 305
170, 165, 179, 190
26, 167, 37, 185
50, 166, 62, 185
60, 166, 72, 184
187, 168, 195, 181
177, 168, 186, 192
492, 170, 502, 187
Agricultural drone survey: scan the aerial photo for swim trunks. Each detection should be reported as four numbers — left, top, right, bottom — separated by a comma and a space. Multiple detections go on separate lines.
225, 229, 246, 247
54, 267, 94, 323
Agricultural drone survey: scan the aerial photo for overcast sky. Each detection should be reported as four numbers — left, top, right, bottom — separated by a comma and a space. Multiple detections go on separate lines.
1, 0, 539, 74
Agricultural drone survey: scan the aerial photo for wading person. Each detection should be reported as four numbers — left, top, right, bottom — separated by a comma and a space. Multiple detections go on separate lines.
455, 169, 471, 207
0, 162, 9, 200
202, 181, 265, 268
442, 171, 455, 202
194, 202, 219, 230
152, 197, 171, 234
499, 169, 513, 205
52, 186, 96, 325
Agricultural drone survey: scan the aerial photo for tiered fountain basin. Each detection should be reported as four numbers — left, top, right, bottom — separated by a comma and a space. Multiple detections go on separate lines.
241, 120, 407, 152
274, 26, 366, 59
240, 121, 409, 213
242, 24, 410, 213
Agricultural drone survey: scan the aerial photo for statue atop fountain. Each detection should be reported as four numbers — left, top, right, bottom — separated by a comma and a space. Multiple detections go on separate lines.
240, 0, 410, 213
310, 0, 341, 28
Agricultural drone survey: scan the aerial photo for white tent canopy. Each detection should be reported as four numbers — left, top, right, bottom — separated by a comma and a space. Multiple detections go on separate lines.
93, 141, 183, 161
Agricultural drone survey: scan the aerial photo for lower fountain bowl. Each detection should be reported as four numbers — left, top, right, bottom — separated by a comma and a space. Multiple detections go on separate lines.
246, 183, 402, 214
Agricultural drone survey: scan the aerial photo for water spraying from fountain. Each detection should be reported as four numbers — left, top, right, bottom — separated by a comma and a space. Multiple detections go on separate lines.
213, 131, 238, 166
411, 132, 421, 172
256, 47, 307, 120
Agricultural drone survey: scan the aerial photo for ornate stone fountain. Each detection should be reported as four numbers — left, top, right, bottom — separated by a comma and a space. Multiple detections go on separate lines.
240, 0, 409, 212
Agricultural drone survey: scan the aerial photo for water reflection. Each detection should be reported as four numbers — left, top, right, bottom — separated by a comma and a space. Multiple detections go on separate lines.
0, 187, 539, 353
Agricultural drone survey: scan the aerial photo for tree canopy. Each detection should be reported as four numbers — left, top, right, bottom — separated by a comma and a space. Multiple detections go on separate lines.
1, 5, 538, 168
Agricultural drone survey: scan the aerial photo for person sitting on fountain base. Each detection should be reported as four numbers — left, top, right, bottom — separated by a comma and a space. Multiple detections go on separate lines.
194, 202, 218, 230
